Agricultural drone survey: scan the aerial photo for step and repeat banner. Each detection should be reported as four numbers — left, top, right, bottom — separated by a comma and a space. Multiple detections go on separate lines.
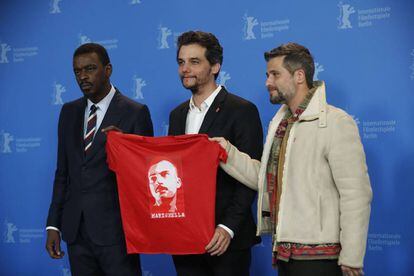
1, 0, 413, 275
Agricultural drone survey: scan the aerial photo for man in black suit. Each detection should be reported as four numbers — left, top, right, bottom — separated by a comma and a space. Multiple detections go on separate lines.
45, 43, 153, 275
169, 31, 263, 276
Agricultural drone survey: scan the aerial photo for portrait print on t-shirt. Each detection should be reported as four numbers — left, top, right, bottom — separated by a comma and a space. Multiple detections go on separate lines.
147, 157, 185, 219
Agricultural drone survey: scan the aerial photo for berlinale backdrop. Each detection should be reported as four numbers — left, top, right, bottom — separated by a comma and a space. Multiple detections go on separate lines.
1, 0, 413, 275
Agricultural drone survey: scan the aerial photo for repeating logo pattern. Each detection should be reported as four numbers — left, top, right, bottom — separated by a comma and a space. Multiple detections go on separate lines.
3, 219, 18, 243
158, 25, 172, 49
49, 0, 63, 14
78, 33, 92, 45
2, 218, 44, 244
338, 2, 355, 29
314, 62, 324, 80
351, 116, 396, 140
132, 75, 146, 100
338, 1, 391, 29
52, 82, 66, 105
243, 14, 259, 40
361, 120, 396, 139
0, 42, 11, 63
0, 130, 42, 153
1, 130, 14, 153
217, 71, 231, 86
78, 33, 118, 49
368, 233, 401, 251
0, 41, 39, 63
242, 13, 289, 40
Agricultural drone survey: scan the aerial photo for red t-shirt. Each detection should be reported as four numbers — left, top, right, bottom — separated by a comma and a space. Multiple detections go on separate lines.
106, 132, 227, 254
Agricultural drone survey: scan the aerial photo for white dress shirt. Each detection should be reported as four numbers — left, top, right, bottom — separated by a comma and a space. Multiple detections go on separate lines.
185, 85, 222, 134
84, 85, 116, 137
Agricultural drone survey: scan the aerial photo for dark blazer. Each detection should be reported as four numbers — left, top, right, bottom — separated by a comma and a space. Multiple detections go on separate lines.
46, 90, 153, 246
169, 87, 263, 249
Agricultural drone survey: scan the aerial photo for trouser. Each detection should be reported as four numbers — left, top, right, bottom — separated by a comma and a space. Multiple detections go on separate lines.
67, 217, 141, 276
277, 259, 342, 276
173, 249, 251, 276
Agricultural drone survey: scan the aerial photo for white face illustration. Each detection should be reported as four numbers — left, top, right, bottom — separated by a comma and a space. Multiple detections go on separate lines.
148, 160, 182, 205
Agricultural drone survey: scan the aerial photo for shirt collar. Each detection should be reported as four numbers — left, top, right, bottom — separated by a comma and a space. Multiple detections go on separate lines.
189, 85, 222, 112
86, 85, 116, 113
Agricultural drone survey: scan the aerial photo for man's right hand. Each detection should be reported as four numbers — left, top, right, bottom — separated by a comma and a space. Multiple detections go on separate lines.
46, 229, 64, 259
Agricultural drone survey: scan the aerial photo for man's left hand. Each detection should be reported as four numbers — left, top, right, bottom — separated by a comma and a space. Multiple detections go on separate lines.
101, 125, 123, 133
341, 265, 364, 276
209, 137, 228, 151
205, 227, 231, 256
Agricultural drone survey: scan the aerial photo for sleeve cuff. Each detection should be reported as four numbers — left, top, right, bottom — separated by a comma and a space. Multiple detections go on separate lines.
218, 224, 234, 238
46, 226, 60, 233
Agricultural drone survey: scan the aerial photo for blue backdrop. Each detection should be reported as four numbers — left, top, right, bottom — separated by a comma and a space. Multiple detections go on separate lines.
1, 0, 413, 275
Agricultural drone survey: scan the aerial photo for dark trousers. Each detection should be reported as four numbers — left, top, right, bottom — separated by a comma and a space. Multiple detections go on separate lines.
172, 249, 251, 276
277, 259, 342, 276
67, 217, 141, 276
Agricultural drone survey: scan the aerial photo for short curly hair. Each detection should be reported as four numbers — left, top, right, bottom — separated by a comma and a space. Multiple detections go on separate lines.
73, 43, 110, 66
177, 31, 223, 79
264, 42, 315, 88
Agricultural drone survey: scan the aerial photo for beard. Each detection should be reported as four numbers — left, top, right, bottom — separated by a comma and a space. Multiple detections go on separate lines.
269, 90, 287, 104
268, 85, 295, 105
180, 68, 213, 93
181, 77, 199, 93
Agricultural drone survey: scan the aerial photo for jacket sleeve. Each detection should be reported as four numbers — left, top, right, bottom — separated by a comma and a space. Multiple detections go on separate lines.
46, 105, 69, 229
167, 111, 175, 136
327, 112, 372, 268
218, 103, 263, 234
131, 104, 154, 137
220, 142, 260, 191
168, 109, 182, 136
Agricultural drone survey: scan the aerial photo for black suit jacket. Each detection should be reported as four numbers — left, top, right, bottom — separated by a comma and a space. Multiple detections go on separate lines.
46, 90, 153, 246
169, 87, 263, 250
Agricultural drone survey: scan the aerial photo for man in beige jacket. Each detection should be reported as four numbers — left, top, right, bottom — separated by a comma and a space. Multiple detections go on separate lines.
212, 43, 372, 276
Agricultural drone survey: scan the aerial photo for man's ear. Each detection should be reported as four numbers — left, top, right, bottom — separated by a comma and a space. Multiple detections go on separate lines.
105, 63, 113, 78
212, 63, 221, 76
294, 68, 306, 85
177, 178, 182, 189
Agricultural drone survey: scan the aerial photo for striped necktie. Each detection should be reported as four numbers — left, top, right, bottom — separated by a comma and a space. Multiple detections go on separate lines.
84, 105, 97, 153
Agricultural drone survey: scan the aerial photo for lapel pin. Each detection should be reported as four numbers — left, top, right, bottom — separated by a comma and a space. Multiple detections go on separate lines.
216, 107, 220, 113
